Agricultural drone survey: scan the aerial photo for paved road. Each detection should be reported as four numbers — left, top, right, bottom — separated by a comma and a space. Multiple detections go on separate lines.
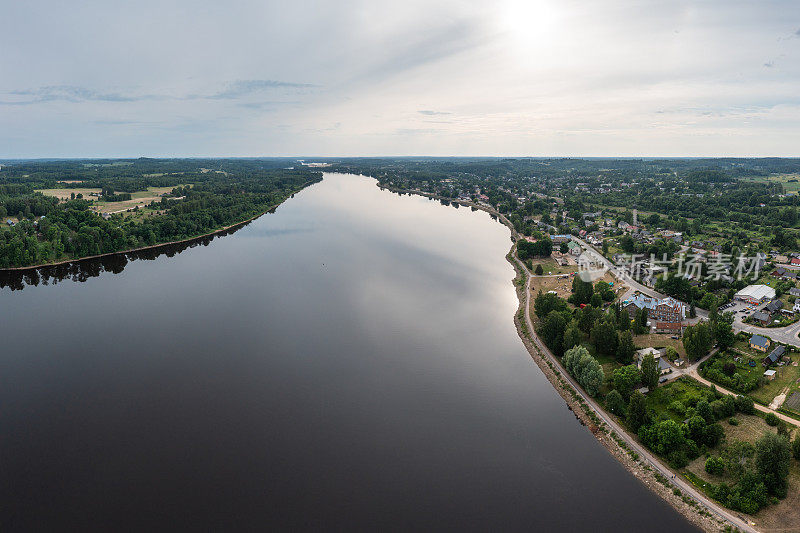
397, 188, 773, 530
573, 236, 711, 319
511, 250, 759, 533
667, 350, 799, 426
735, 319, 800, 346
574, 237, 800, 347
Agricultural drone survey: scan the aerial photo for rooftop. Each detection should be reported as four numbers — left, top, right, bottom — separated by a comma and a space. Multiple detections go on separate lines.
752, 311, 770, 322
735, 284, 776, 301
750, 334, 770, 347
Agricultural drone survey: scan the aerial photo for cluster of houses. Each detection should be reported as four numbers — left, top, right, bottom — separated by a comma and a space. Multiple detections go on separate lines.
733, 283, 800, 325
749, 299, 785, 325
540, 208, 684, 252
770, 252, 800, 266
747, 334, 790, 380
5, 215, 47, 228
772, 267, 798, 281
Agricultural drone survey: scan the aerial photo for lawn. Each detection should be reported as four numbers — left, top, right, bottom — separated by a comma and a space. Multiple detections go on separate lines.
749, 361, 800, 405
703, 349, 763, 389
632, 332, 686, 359
732, 337, 771, 359
529, 257, 573, 275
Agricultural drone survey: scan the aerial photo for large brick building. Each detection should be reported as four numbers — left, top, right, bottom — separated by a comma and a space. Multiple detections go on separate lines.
625, 294, 686, 322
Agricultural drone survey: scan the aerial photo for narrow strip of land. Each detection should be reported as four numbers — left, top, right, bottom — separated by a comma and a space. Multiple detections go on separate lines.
384, 185, 761, 533
511, 249, 758, 533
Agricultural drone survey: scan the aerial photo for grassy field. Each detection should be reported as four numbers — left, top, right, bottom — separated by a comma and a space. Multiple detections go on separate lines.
632, 332, 687, 358
750, 361, 800, 405
529, 271, 574, 299
37, 187, 102, 200
529, 268, 623, 302
741, 173, 800, 194
682, 410, 800, 529
92, 186, 180, 214
37, 185, 184, 215
684, 413, 775, 479
529, 257, 574, 275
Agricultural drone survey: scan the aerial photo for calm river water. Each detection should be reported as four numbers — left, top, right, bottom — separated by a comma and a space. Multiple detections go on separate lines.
0, 173, 696, 531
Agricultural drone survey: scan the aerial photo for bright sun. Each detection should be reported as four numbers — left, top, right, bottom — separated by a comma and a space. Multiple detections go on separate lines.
500, 0, 560, 48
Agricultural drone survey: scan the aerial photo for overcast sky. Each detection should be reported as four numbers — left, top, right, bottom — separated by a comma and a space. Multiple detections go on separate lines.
2, 0, 800, 157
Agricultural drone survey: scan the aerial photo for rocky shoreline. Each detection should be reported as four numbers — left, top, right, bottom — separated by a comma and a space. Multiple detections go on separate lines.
381, 182, 739, 532
506, 255, 725, 533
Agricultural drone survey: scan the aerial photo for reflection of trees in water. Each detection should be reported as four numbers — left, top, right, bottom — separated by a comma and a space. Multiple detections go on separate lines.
0, 222, 248, 291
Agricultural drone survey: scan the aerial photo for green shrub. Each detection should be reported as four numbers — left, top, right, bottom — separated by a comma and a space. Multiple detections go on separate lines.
705, 456, 725, 475
605, 389, 626, 416
765, 412, 779, 426
734, 395, 755, 415
668, 400, 686, 415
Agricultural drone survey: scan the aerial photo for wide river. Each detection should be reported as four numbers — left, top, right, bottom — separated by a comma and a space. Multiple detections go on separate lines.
0, 173, 697, 531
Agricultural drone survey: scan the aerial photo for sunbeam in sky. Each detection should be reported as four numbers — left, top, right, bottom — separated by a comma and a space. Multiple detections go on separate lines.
1, 0, 800, 157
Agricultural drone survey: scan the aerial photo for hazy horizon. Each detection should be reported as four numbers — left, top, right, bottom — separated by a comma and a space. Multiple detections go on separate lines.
3, 155, 800, 161
3, 0, 800, 158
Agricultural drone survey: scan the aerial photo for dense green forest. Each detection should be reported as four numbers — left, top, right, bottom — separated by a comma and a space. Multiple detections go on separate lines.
331, 158, 800, 235
0, 159, 321, 268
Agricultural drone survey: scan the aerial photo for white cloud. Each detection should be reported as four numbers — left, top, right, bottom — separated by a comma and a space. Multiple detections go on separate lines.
1, 0, 800, 157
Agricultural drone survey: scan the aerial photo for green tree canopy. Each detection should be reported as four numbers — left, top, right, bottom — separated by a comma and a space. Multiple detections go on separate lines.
755, 433, 792, 497
613, 364, 641, 398
683, 322, 713, 361
641, 352, 660, 390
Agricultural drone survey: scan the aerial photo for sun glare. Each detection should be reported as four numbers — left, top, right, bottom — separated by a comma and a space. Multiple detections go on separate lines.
500, 0, 560, 48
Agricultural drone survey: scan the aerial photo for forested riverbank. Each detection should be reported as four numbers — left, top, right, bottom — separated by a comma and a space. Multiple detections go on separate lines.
0, 159, 321, 269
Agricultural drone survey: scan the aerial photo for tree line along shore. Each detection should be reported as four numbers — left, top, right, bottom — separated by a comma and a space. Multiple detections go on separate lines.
0, 159, 322, 269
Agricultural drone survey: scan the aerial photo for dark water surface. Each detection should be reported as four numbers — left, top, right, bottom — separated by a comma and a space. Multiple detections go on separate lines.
0, 173, 696, 531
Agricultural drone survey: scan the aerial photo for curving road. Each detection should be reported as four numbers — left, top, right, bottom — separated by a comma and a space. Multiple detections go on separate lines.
572, 236, 710, 320
512, 248, 759, 533
573, 236, 800, 346
390, 186, 763, 531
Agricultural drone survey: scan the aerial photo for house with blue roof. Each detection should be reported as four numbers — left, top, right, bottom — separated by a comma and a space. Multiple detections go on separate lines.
749, 334, 770, 352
